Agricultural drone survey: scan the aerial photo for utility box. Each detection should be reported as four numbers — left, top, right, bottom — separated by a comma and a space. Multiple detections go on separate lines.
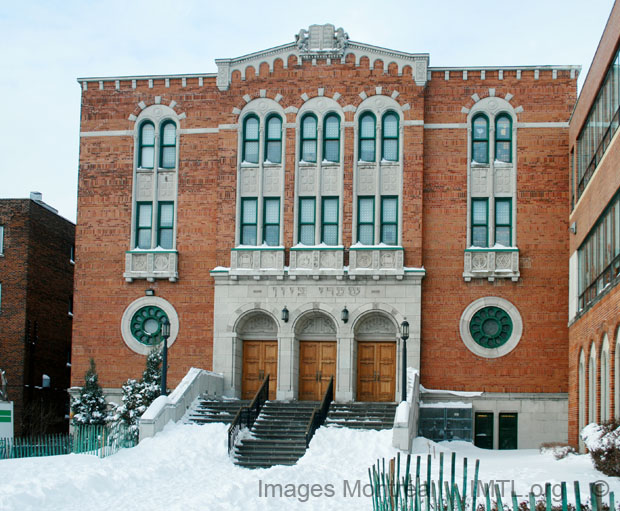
0, 402, 14, 439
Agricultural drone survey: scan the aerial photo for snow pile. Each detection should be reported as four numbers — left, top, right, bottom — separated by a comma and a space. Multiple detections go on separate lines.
0, 423, 619, 511
581, 422, 620, 451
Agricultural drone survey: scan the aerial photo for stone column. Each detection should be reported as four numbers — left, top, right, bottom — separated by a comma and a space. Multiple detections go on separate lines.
277, 335, 296, 400
336, 334, 355, 401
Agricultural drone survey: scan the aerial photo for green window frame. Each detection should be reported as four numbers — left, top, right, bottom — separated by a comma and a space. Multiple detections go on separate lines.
265, 115, 282, 164
495, 198, 512, 247
359, 112, 376, 162
263, 197, 280, 246
323, 114, 340, 163
243, 115, 260, 164
472, 114, 489, 164
157, 202, 174, 249
301, 114, 318, 162
138, 121, 155, 169
321, 197, 339, 245
357, 196, 375, 245
240, 198, 258, 245
298, 197, 316, 245
381, 196, 398, 245
136, 202, 153, 249
471, 198, 489, 247
382, 112, 399, 162
495, 114, 512, 163
160, 121, 177, 169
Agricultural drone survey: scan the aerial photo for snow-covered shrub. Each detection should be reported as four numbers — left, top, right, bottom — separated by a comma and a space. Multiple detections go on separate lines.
111, 348, 163, 441
71, 359, 109, 426
581, 420, 620, 477
539, 441, 576, 460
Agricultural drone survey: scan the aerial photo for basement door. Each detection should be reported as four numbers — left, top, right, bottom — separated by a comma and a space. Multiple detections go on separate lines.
474, 412, 494, 449
242, 341, 278, 401
299, 341, 337, 401
498, 413, 518, 449
356, 342, 396, 402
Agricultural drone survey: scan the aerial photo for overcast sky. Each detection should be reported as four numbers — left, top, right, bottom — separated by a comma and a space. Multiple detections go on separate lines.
0, 0, 615, 222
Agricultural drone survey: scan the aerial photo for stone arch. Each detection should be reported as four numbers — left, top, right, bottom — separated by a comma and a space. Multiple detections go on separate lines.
354, 311, 399, 341
348, 303, 405, 334
236, 310, 278, 340
293, 308, 338, 340
467, 96, 518, 124
588, 341, 598, 424
578, 348, 586, 440
227, 303, 283, 335
238, 97, 286, 121
601, 334, 610, 421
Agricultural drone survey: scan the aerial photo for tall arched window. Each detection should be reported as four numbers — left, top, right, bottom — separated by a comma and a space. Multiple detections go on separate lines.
243, 115, 260, 164
301, 114, 317, 163
160, 121, 177, 169
265, 115, 282, 164
589, 344, 597, 423
616, 333, 620, 420
601, 336, 610, 422
472, 115, 489, 164
495, 114, 512, 163
382, 112, 399, 162
139, 122, 155, 169
579, 349, 586, 437
323, 114, 340, 163
359, 113, 376, 162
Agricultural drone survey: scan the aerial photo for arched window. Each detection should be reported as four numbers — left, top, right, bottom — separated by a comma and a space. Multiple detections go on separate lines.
472, 115, 489, 164
301, 114, 318, 163
495, 115, 512, 163
265, 115, 282, 164
359, 113, 376, 162
160, 121, 177, 169
139, 122, 155, 169
601, 336, 610, 422
616, 334, 620, 420
579, 350, 586, 435
323, 114, 340, 163
382, 112, 399, 162
243, 115, 260, 164
589, 344, 597, 423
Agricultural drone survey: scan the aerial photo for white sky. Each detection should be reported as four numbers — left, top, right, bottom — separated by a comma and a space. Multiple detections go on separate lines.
0, 0, 615, 222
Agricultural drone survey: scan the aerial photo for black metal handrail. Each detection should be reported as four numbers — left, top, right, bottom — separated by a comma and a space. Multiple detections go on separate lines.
304, 376, 334, 448
227, 374, 270, 455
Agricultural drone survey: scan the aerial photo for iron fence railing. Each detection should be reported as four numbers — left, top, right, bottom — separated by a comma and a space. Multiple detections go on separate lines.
304, 376, 334, 448
227, 374, 269, 455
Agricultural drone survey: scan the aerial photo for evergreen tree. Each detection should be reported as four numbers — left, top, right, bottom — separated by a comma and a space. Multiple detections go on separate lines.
71, 359, 109, 426
112, 348, 163, 441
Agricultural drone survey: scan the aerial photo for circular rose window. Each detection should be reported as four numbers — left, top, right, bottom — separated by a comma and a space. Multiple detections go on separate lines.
130, 306, 168, 346
469, 306, 513, 348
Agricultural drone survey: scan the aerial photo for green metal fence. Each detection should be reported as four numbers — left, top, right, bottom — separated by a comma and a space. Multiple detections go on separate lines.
369, 452, 617, 511
0, 423, 136, 460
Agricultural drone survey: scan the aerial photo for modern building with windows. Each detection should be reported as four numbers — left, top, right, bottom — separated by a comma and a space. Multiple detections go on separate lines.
0, 194, 75, 435
73, 24, 579, 448
568, 0, 620, 449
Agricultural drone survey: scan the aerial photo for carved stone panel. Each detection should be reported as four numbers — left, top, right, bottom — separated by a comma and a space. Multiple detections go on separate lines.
355, 315, 396, 336
494, 167, 512, 195
136, 173, 153, 201
321, 166, 339, 195
240, 167, 258, 196
298, 166, 316, 195
471, 167, 489, 196
263, 167, 281, 195
296, 315, 336, 336
463, 250, 520, 281
157, 172, 175, 200
238, 314, 277, 336
124, 251, 179, 282
357, 166, 375, 195
381, 166, 399, 195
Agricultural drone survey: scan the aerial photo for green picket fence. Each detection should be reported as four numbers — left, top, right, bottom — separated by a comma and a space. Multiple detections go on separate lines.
0, 423, 136, 460
369, 452, 617, 511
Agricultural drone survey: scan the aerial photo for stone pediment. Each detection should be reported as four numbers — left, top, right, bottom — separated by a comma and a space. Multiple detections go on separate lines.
215, 24, 429, 91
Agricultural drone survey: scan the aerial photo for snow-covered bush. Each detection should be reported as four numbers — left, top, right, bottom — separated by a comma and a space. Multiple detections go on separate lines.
111, 348, 163, 441
71, 359, 109, 426
581, 420, 620, 477
539, 442, 576, 460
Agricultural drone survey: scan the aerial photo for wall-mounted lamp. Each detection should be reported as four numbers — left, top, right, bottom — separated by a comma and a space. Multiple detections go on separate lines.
341, 306, 349, 323
281, 306, 289, 323
145, 289, 155, 296
569, 222, 577, 235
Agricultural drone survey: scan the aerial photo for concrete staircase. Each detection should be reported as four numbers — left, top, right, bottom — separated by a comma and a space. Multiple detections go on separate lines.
187, 396, 250, 425
233, 401, 318, 469
326, 402, 397, 430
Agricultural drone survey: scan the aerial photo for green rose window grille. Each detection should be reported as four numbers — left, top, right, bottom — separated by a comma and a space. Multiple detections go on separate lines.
469, 306, 513, 349
130, 306, 168, 346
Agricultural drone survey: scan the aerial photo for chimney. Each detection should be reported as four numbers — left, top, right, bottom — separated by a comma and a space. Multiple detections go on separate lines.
30, 191, 43, 202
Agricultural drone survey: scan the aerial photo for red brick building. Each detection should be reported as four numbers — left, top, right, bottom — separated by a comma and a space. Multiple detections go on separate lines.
568, 1, 620, 449
73, 25, 578, 448
0, 194, 75, 435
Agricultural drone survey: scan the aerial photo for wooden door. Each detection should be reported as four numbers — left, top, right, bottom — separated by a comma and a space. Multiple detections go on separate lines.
356, 342, 396, 402
299, 341, 337, 401
242, 340, 278, 400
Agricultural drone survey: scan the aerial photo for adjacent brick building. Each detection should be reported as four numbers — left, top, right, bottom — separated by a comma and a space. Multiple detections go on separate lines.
73, 25, 579, 448
568, 1, 620, 449
0, 194, 75, 435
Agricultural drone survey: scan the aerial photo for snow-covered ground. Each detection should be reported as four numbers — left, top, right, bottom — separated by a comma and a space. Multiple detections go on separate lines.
0, 422, 617, 511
